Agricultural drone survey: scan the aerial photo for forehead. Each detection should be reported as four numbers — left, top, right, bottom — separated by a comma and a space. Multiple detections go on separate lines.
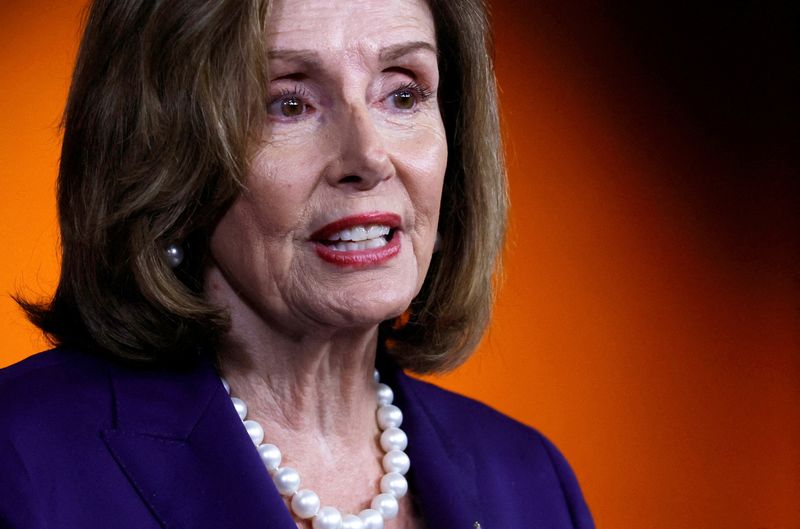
266, 0, 436, 55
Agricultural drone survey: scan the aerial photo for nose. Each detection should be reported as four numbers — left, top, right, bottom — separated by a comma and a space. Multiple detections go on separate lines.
326, 103, 393, 190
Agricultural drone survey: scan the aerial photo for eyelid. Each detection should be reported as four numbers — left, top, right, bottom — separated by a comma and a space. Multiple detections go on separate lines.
270, 83, 311, 101
381, 58, 438, 81
394, 81, 433, 99
380, 65, 435, 97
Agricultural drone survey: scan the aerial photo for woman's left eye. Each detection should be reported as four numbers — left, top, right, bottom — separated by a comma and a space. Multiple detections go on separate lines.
387, 82, 433, 111
391, 90, 416, 110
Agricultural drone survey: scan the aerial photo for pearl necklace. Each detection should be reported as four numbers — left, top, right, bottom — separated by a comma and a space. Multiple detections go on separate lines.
221, 370, 410, 529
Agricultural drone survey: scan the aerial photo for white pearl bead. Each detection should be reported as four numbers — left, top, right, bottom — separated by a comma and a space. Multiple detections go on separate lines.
376, 383, 393, 405
231, 397, 247, 420
376, 404, 402, 430
382, 450, 410, 475
312, 506, 343, 529
358, 508, 384, 529
341, 514, 366, 529
244, 420, 264, 445
291, 489, 320, 519
218, 371, 408, 528
371, 493, 399, 520
164, 243, 184, 268
258, 443, 282, 473
273, 467, 300, 495
380, 472, 408, 498
379, 427, 408, 452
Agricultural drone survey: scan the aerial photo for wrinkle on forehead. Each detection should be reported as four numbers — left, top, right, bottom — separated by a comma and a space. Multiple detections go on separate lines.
267, 41, 438, 75
266, 0, 436, 62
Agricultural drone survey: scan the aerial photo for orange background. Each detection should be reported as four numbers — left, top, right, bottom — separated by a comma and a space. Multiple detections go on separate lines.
1, 1, 798, 527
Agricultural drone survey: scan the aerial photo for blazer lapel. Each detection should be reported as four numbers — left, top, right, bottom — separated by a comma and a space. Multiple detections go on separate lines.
100, 355, 483, 528
387, 366, 485, 529
101, 358, 295, 529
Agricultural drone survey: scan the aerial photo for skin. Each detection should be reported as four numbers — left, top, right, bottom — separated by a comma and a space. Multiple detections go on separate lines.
204, 0, 446, 526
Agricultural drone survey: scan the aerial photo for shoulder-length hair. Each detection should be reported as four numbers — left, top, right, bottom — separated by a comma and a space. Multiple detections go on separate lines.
20, 0, 507, 374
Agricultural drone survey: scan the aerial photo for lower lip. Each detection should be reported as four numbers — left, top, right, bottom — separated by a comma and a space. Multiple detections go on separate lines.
313, 234, 401, 267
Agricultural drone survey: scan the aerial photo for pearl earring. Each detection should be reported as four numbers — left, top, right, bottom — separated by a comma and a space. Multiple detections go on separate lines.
164, 243, 184, 268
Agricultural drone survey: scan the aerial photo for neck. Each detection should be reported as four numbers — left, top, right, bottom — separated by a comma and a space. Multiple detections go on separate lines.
205, 269, 407, 523
212, 272, 384, 441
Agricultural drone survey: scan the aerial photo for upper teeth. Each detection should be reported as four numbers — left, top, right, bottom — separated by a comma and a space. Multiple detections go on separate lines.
327, 225, 391, 242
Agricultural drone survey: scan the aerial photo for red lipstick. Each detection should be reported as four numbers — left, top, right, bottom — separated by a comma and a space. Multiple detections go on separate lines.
310, 212, 402, 267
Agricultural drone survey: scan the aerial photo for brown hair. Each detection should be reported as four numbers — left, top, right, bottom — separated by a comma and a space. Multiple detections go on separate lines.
20, 0, 507, 374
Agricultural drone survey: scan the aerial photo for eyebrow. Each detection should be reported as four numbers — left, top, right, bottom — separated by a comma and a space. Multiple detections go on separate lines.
267, 48, 320, 67
379, 41, 438, 62
267, 40, 438, 67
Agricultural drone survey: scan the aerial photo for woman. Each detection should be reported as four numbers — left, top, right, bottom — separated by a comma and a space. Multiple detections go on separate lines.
0, 0, 594, 527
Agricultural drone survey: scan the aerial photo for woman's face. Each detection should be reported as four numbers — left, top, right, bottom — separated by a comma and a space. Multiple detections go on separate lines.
206, 0, 447, 333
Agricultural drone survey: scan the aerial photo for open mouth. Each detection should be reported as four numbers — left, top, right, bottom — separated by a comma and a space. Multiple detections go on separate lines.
310, 212, 402, 266
320, 224, 397, 252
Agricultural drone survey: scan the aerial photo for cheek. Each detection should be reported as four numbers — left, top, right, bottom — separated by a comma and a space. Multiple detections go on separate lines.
209, 185, 296, 270
209, 197, 262, 262
243, 156, 315, 235
207, 193, 296, 302
398, 124, 448, 217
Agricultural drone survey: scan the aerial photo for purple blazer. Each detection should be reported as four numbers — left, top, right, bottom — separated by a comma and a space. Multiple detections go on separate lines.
0, 348, 594, 528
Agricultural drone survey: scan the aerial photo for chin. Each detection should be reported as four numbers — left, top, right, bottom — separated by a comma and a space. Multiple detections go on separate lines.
315, 283, 416, 330
343, 297, 412, 328
291, 248, 427, 331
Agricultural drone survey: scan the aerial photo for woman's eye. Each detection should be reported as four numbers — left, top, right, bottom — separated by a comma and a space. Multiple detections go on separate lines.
387, 82, 433, 111
392, 90, 416, 110
282, 96, 308, 117
268, 92, 311, 119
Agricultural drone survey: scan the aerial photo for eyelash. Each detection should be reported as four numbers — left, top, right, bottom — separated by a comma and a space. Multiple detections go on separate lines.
277, 86, 310, 99
266, 85, 312, 118
267, 81, 435, 120
392, 81, 434, 107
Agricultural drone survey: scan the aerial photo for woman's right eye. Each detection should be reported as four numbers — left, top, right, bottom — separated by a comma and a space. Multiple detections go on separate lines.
267, 92, 312, 119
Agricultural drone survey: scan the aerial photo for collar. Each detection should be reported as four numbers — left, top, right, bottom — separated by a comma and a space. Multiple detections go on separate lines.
381, 358, 484, 528
101, 355, 294, 528
102, 355, 482, 528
